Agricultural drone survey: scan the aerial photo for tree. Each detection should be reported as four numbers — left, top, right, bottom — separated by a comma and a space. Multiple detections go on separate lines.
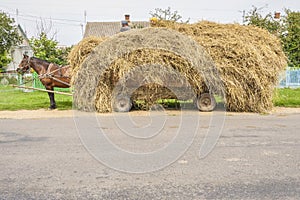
244, 6, 282, 35
0, 51, 11, 72
281, 10, 300, 68
29, 32, 70, 65
0, 11, 22, 71
149, 7, 189, 23
245, 7, 300, 68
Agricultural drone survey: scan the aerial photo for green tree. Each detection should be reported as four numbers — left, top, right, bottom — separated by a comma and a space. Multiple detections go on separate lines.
245, 7, 300, 68
281, 10, 300, 68
29, 32, 70, 65
0, 11, 22, 71
244, 6, 282, 35
149, 7, 189, 23
0, 51, 11, 72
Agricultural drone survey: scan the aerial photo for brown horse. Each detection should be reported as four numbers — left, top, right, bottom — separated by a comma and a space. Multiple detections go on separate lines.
17, 54, 71, 109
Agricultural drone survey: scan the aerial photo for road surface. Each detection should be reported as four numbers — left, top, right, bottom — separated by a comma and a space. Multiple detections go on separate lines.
0, 109, 299, 199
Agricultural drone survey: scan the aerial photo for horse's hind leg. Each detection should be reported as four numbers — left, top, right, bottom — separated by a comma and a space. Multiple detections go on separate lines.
47, 91, 56, 109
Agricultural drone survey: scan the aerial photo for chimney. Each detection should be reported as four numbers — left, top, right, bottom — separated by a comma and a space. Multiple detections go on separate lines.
274, 12, 280, 19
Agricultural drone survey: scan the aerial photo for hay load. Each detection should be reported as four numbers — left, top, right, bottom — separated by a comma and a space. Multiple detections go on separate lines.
70, 20, 287, 113
68, 36, 107, 84
72, 28, 223, 113
152, 20, 287, 112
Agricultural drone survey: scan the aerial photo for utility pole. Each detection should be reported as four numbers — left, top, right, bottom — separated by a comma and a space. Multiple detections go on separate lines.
16, 9, 19, 25
80, 23, 84, 36
81, 10, 87, 37
239, 10, 246, 25
84, 10, 87, 24
242, 10, 246, 24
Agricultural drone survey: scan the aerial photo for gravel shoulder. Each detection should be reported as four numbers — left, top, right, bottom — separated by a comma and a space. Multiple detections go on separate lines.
0, 107, 300, 119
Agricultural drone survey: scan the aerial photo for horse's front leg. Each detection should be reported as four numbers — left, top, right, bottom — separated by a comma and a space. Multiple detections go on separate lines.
46, 88, 56, 109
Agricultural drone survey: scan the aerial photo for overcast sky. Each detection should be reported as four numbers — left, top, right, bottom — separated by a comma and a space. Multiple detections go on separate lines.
1, 0, 299, 46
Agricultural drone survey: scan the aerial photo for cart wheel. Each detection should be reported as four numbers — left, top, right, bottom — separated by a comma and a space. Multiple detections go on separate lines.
112, 95, 133, 112
196, 93, 216, 112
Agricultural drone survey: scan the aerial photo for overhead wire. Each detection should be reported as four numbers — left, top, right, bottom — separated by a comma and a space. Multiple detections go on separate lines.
1, 6, 83, 27
1, 6, 84, 45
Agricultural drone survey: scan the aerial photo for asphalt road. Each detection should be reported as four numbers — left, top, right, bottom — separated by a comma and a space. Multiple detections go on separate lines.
0, 110, 299, 199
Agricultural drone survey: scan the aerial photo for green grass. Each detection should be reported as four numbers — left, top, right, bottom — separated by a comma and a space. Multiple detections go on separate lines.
1, 85, 300, 111
273, 88, 300, 107
0, 85, 72, 110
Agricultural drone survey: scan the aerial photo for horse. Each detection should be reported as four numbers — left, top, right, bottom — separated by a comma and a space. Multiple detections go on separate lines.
17, 54, 71, 109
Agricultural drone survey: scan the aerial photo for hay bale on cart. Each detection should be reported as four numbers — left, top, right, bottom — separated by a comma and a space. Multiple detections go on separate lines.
72, 28, 223, 113
68, 36, 107, 84
70, 21, 287, 113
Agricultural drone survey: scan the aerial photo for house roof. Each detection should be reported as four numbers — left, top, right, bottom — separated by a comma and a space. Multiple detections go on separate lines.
83, 21, 150, 38
17, 24, 30, 46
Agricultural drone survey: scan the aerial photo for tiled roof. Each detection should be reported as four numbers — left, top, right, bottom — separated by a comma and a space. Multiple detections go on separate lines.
83, 21, 150, 38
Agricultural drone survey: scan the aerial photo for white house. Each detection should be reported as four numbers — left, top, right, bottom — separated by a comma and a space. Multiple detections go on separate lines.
6, 25, 33, 72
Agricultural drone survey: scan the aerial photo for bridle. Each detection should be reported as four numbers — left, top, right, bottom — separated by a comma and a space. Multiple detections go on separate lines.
18, 56, 31, 74
25, 56, 31, 68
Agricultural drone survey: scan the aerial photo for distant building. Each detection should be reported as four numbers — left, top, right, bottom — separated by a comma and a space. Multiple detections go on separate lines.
83, 21, 150, 38
6, 25, 33, 72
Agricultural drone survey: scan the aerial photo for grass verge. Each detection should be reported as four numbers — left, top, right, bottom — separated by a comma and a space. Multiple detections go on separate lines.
0, 85, 72, 111
273, 88, 300, 107
1, 85, 300, 111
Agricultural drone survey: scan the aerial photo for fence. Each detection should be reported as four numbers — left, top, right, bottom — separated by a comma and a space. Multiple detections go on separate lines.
2, 68, 299, 91
32, 72, 70, 92
0, 73, 70, 92
0, 73, 19, 86
279, 68, 300, 88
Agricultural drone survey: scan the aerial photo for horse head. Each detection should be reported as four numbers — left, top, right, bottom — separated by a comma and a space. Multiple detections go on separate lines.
17, 54, 31, 74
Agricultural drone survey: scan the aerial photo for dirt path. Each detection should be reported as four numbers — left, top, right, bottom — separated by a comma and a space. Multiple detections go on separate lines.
0, 107, 300, 119
0, 109, 74, 119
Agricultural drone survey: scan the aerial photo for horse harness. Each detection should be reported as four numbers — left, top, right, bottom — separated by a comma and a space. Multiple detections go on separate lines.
38, 63, 71, 87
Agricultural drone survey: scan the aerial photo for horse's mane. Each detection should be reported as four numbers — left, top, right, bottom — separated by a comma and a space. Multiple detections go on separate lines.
31, 57, 51, 67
